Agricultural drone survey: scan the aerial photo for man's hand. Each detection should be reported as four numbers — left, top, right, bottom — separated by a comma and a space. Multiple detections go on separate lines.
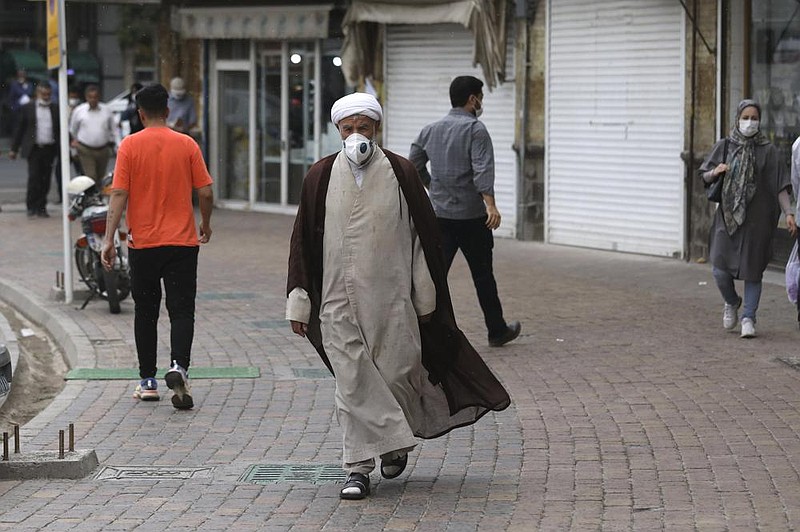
199, 222, 212, 244
291, 320, 308, 337
788, 214, 797, 238
70, 139, 79, 149
485, 205, 501, 230
101, 240, 117, 271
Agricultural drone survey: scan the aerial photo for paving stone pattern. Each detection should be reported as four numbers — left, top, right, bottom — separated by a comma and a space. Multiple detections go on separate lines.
0, 206, 799, 530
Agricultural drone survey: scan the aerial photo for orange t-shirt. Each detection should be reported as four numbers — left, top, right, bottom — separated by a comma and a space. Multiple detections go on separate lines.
112, 127, 213, 249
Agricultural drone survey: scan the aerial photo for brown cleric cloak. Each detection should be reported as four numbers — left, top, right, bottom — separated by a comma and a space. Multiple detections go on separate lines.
287, 148, 511, 439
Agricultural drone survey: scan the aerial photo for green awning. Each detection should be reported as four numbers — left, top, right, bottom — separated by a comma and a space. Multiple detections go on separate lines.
1, 49, 48, 83
67, 51, 100, 84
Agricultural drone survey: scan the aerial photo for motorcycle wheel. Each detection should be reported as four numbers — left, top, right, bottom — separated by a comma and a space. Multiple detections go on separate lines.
74, 245, 99, 292
103, 269, 121, 314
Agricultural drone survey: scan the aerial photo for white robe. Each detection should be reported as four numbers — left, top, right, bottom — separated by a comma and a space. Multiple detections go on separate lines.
290, 149, 436, 463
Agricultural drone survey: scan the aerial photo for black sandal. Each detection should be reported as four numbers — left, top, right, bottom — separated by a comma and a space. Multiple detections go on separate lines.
340, 473, 370, 500
380, 453, 408, 479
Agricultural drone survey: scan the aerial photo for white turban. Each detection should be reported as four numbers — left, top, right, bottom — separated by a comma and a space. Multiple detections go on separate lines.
331, 92, 383, 126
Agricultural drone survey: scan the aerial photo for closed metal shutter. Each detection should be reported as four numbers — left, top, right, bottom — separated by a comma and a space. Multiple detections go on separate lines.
547, 0, 685, 256
385, 24, 518, 238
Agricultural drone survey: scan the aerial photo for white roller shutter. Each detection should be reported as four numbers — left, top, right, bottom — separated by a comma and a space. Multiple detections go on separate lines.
547, 0, 685, 256
385, 24, 517, 238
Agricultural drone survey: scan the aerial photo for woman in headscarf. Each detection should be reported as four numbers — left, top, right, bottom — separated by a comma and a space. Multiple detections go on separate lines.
699, 99, 795, 338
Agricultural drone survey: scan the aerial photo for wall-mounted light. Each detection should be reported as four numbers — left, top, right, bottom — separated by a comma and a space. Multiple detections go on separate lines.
290, 53, 302, 64
332, 56, 342, 67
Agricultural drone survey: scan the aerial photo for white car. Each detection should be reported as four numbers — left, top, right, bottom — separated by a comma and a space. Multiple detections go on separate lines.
105, 89, 132, 144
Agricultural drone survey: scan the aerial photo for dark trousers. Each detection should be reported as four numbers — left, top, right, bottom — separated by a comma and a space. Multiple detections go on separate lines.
438, 216, 507, 338
128, 246, 199, 379
26, 144, 56, 213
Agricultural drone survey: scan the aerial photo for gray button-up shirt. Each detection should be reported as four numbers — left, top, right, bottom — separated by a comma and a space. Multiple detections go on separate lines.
409, 108, 494, 220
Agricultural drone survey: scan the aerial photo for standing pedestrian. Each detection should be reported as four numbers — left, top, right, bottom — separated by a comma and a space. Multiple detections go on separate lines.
120, 82, 144, 137
287, 93, 510, 500
699, 99, 794, 338
409, 75, 521, 347
101, 84, 214, 409
5, 69, 33, 135
8, 84, 59, 218
167, 77, 197, 135
69, 84, 115, 182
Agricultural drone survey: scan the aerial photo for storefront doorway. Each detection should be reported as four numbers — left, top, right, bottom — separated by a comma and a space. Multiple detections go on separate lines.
210, 39, 345, 211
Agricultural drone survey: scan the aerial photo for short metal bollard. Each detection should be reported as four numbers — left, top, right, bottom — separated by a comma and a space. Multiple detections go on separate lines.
13, 424, 19, 454
58, 430, 65, 459
2, 432, 8, 461
68, 424, 74, 452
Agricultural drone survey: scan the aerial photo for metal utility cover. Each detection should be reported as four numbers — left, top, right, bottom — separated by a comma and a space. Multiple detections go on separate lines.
95, 466, 215, 480
240, 464, 344, 484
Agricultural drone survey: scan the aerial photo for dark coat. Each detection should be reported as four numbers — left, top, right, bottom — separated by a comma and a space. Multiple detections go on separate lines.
11, 100, 60, 159
287, 148, 511, 439
700, 138, 790, 280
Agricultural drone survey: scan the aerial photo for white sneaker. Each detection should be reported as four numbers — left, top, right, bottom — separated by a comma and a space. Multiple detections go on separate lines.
740, 318, 756, 338
722, 298, 741, 329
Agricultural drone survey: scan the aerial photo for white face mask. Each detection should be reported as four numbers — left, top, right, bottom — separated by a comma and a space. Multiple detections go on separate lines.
343, 133, 375, 165
739, 118, 759, 137
68, 98, 80, 107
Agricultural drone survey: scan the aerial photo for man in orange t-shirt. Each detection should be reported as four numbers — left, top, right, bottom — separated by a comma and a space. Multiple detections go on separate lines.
101, 83, 213, 410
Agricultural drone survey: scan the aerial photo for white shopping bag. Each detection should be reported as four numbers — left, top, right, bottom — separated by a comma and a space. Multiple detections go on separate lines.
786, 241, 800, 304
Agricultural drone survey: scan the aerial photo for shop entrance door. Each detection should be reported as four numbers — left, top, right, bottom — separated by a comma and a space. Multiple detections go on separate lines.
216, 69, 250, 202
257, 42, 320, 206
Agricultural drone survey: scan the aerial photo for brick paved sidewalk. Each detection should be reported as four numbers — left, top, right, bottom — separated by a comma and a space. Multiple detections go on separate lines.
0, 204, 799, 531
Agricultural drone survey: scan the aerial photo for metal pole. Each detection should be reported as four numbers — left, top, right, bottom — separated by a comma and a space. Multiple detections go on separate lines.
57, 0, 73, 304
68, 423, 74, 452
13, 424, 19, 453
58, 430, 65, 459
3, 432, 8, 461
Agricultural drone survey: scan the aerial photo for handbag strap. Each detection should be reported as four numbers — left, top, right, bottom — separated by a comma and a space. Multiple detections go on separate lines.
723, 138, 729, 164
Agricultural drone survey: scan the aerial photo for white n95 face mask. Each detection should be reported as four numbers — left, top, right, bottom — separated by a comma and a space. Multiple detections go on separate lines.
739, 119, 759, 137
343, 133, 375, 165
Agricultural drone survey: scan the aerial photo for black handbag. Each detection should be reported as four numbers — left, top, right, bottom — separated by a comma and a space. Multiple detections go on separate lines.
705, 138, 729, 203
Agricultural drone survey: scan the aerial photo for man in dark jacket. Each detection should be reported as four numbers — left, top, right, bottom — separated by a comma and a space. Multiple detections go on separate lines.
9, 84, 59, 218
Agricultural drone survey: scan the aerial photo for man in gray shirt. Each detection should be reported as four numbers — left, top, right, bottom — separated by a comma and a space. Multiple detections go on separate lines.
410, 75, 521, 347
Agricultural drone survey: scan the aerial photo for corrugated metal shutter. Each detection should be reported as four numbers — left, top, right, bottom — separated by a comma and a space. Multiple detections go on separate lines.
385, 24, 517, 238
547, 0, 685, 256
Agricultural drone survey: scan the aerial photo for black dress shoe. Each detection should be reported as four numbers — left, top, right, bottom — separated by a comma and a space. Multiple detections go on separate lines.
489, 321, 521, 347
37, 210, 50, 218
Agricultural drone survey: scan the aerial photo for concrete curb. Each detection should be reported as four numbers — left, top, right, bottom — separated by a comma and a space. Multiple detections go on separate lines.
0, 299, 19, 384
0, 277, 95, 369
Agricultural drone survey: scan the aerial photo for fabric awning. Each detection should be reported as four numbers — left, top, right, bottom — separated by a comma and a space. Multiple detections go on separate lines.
341, 0, 508, 90
174, 5, 332, 40
1, 49, 48, 83
67, 51, 100, 84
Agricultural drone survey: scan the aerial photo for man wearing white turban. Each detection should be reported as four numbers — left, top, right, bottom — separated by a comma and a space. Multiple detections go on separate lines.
286, 93, 510, 500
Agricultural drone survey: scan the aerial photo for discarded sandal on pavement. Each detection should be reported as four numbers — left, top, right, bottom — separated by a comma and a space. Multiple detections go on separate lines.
340, 473, 370, 500
380, 453, 408, 479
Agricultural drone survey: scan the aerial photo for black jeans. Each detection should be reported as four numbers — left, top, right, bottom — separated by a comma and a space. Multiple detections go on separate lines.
26, 144, 56, 213
128, 246, 199, 379
437, 216, 507, 338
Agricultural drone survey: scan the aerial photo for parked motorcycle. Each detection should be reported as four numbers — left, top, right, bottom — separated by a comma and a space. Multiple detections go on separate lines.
67, 174, 130, 314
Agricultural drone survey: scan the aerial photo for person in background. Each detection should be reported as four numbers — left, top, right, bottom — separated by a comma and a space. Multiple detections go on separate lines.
101, 83, 214, 410
69, 84, 115, 182
8, 84, 59, 218
167, 77, 197, 135
409, 75, 521, 348
120, 82, 144, 137
699, 99, 794, 338
287, 92, 510, 500
6, 69, 34, 135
